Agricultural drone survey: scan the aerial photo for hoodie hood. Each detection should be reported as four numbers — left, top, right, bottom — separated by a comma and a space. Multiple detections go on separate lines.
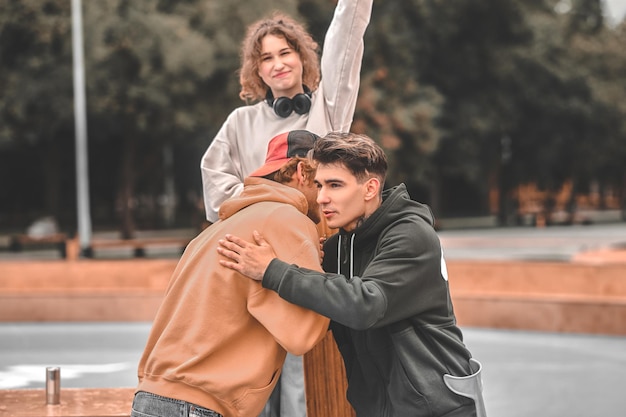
218, 177, 309, 221
332, 183, 434, 280
346, 183, 434, 242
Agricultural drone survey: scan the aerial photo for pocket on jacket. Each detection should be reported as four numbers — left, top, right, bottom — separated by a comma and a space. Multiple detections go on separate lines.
232, 368, 280, 415
387, 343, 431, 416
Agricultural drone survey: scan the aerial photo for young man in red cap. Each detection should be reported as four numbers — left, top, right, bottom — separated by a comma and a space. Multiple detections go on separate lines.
131, 130, 329, 417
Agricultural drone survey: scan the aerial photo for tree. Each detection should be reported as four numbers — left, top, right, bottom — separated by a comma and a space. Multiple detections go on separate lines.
355, 0, 626, 222
0, 0, 75, 229
81, 0, 309, 237
1, 0, 625, 234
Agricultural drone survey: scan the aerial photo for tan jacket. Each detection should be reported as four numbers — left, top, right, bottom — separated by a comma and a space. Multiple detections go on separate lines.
137, 178, 329, 417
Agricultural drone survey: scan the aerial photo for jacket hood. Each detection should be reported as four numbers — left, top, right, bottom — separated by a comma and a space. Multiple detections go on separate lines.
342, 183, 434, 241
218, 177, 309, 221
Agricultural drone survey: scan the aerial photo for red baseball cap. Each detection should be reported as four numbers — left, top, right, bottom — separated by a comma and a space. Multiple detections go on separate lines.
250, 130, 319, 177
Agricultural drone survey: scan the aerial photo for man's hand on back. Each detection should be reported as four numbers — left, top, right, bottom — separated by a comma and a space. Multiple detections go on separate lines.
218, 231, 276, 281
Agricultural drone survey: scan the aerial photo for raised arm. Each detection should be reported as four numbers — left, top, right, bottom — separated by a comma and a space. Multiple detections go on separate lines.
308, 0, 373, 132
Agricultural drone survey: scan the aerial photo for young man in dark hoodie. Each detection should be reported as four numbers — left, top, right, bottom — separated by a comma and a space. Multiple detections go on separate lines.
217, 132, 486, 417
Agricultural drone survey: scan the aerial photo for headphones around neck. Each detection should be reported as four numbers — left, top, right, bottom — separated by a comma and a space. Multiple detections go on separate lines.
265, 86, 312, 118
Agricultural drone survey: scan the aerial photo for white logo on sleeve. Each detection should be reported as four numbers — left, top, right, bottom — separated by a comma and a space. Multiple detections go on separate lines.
440, 249, 449, 281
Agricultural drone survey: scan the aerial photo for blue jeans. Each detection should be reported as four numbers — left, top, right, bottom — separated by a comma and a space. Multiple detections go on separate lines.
131, 391, 223, 417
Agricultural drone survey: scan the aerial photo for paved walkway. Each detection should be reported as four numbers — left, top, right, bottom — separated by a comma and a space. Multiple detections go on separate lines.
438, 223, 626, 262
1, 323, 625, 416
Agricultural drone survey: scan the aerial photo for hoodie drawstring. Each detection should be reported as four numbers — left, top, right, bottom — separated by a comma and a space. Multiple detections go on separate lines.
337, 234, 356, 279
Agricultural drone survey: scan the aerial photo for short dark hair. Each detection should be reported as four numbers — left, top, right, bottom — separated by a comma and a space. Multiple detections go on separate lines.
312, 132, 387, 185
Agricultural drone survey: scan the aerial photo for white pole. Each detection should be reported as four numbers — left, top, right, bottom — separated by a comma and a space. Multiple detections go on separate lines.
71, 0, 93, 256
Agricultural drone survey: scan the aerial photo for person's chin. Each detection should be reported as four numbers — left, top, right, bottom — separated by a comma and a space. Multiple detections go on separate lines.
326, 219, 339, 229
272, 78, 297, 93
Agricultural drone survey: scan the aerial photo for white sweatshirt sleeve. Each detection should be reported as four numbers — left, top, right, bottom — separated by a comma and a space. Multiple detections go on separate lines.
308, 0, 373, 133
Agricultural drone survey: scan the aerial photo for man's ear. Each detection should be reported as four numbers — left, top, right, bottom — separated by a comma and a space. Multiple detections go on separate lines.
296, 161, 307, 185
364, 177, 381, 201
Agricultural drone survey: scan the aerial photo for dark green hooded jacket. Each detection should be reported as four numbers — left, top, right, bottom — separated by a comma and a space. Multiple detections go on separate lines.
263, 184, 476, 416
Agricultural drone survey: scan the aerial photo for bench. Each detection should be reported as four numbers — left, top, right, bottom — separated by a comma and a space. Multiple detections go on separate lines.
9, 233, 68, 258
7, 234, 192, 260
76, 237, 191, 260
90, 237, 191, 257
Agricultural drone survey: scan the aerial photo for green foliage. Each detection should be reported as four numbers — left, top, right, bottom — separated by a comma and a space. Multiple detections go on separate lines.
0, 0, 624, 231
0, 0, 73, 147
0, 0, 75, 227
355, 0, 626, 216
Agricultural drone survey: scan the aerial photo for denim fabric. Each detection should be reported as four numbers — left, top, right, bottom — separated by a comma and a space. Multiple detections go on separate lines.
131, 391, 223, 417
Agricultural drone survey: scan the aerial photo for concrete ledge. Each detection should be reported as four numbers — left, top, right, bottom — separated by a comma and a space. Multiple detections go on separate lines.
0, 260, 175, 321
0, 260, 175, 290
1, 259, 625, 335
0, 293, 165, 322
0, 387, 135, 416
453, 295, 626, 334
446, 261, 626, 296
447, 261, 626, 335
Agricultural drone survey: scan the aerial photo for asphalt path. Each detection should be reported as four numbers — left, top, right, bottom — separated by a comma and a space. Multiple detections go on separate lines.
1, 322, 625, 417
438, 223, 626, 262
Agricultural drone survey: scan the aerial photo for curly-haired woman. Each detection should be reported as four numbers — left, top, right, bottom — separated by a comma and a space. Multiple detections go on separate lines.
201, 0, 373, 225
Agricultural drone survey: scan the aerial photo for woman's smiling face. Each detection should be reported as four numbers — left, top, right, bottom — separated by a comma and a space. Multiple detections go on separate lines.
258, 34, 304, 98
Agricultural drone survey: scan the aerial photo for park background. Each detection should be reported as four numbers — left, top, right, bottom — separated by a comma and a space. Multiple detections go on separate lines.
1, 2, 626, 416
1, 0, 625, 242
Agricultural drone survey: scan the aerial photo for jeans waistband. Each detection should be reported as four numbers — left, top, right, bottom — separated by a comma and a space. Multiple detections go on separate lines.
133, 391, 223, 417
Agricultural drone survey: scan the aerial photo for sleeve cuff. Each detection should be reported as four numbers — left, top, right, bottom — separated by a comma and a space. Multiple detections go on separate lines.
262, 258, 290, 292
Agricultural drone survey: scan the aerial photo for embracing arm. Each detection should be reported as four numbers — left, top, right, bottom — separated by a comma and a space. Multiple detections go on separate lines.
218, 217, 446, 332
218, 231, 383, 330
263, 223, 447, 330
219, 211, 329, 354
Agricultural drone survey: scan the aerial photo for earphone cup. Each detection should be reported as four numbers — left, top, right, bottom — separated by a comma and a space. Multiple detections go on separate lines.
273, 97, 294, 118
266, 87, 312, 118
292, 93, 311, 115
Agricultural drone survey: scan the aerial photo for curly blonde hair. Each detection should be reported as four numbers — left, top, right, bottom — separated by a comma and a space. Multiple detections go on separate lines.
238, 12, 321, 102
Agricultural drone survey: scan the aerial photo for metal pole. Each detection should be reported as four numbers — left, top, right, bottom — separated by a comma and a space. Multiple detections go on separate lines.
45, 367, 61, 405
71, 0, 93, 256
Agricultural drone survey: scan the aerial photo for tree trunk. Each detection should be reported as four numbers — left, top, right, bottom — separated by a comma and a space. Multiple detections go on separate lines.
42, 141, 61, 223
